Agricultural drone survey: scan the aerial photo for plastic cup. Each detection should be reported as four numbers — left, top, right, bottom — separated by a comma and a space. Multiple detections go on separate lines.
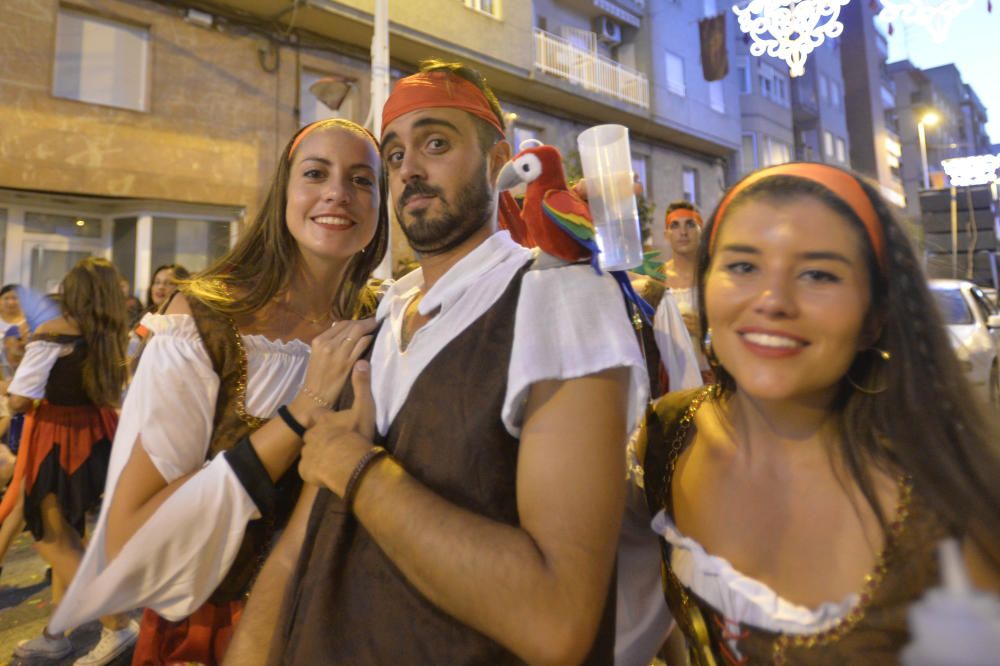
577, 124, 643, 271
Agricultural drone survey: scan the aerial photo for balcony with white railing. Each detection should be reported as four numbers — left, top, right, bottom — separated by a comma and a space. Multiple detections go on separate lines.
533, 28, 649, 109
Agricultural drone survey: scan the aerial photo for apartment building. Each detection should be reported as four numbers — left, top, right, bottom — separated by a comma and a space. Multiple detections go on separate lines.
839, 0, 906, 210
790, 41, 850, 169
733, 35, 795, 177
1, 0, 745, 287
888, 60, 968, 218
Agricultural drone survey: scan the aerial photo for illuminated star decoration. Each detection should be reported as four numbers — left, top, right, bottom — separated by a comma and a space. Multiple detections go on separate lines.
940, 154, 1000, 186
879, 0, 976, 43
733, 0, 851, 77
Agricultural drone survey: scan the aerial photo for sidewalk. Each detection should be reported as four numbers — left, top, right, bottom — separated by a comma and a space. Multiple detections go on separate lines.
0, 528, 135, 666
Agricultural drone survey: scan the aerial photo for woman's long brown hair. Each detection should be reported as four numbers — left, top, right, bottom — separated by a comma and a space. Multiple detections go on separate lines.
184, 118, 389, 320
697, 170, 1000, 567
59, 257, 128, 407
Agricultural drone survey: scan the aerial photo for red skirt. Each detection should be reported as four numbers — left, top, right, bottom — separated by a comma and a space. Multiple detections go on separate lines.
131, 600, 244, 666
21, 401, 117, 540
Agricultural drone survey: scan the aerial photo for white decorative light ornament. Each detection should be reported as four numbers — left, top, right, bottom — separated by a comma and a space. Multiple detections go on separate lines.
733, 0, 850, 77
941, 154, 1000, 187
879, 0, 975, 43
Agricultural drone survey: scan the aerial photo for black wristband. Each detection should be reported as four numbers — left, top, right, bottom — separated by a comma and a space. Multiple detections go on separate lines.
224, 436, 278, 517
277, 405, 306, 438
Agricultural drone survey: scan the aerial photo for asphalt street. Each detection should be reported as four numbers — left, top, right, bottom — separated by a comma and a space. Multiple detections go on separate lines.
0, 526, 136, 666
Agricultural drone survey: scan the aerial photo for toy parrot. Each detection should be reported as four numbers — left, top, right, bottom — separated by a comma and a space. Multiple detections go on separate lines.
496, 141, 654, 323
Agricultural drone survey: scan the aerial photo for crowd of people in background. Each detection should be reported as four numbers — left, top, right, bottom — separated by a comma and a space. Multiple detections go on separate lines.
0, 59, 996, 666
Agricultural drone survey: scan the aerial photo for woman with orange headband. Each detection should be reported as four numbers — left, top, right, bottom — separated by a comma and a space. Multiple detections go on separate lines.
632, 163, 1000, 663
33, 118, 388, 666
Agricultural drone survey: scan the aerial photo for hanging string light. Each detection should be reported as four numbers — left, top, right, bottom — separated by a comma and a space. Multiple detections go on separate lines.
940, 154, 1000, 187
878, 0, 976, 43
733, 0, 851, 78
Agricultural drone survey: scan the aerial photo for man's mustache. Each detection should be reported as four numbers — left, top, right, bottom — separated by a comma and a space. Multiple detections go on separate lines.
399, 182, 445, 209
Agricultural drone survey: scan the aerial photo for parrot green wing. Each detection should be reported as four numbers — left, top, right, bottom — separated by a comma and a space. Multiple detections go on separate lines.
541, 190, 596, 244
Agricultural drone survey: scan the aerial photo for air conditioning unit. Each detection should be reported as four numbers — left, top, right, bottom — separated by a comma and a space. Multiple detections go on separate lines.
594, 16, 622, 45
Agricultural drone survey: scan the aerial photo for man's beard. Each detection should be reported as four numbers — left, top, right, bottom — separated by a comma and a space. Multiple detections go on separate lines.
395, 162, 494, 256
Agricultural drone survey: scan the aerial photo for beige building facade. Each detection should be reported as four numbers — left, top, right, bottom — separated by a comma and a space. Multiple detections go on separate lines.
2, 0, 739, 292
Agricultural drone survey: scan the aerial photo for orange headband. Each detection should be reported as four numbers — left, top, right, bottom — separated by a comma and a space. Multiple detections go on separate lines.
665, 208, 703, 228
709, 163, 887, 274
287, 119, 379, 162
381, 71, 505, 138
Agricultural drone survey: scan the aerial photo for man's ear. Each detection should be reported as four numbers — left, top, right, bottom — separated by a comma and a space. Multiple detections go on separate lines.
488, 139, 512, 184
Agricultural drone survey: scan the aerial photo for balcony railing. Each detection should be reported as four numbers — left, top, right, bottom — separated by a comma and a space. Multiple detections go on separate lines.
533, 28, 649, 109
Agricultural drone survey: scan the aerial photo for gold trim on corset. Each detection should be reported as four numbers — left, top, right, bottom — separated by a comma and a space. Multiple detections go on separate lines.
656, 386, 915, 664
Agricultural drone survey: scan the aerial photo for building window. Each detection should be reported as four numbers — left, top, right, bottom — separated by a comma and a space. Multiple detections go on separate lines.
741, 133, 757, 173
737, 57, 751, 94
763, 136, 790, 166
464, 0, 500, 17
631, 155, 648, 197
682, 167, 699, 205
819, 74, 829, 103
708, 80, 725, 113
823, 130, 835, 159
665, 51, 686, 96
829, 80, 841, 107
758, 63, 788, 106
300, 69, 357, 126
512, 125, 541, 151
152, 217, 232, 273
53, 7, 150, 111
835, 136, 847, 163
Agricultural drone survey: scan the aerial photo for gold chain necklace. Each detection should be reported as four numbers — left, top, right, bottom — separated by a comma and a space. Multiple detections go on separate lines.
272, 297, 334, 327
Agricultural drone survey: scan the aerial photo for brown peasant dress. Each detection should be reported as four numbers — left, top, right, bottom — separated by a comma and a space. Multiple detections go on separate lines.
640, 388, 954, 665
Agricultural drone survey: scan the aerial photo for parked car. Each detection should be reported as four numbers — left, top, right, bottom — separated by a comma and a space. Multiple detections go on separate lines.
929, 279, 1000, 409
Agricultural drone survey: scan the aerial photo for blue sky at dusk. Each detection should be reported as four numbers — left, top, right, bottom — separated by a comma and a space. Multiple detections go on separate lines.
881, 1, 1000, 144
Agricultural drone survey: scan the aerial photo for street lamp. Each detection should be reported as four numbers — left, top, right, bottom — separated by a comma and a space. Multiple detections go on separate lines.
917, 110, 941, 189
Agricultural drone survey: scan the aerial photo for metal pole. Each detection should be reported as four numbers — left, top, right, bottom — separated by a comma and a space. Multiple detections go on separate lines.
950, 185, 958, 278
918, 121, 930, 190
371, 0, 392, 280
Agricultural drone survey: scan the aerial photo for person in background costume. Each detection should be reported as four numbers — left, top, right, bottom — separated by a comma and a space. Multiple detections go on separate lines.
226, 60, 648, 665
9, 257, 138, 665
635, 163, 1000, 663
45, 118, 388, 666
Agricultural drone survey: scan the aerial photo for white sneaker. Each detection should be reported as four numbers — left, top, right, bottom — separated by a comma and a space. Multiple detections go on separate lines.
73, 619, 139, 666
14, 630, 72, 659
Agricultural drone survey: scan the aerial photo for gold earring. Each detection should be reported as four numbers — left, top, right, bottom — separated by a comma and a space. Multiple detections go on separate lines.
846, 347, 891, 395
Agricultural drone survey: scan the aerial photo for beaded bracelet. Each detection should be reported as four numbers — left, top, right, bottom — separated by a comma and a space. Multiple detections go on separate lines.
300, 385, 333, 410
342, 445, 389, 512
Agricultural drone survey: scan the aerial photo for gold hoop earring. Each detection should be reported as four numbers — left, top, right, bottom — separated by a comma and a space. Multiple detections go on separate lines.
846, 347, 891, 395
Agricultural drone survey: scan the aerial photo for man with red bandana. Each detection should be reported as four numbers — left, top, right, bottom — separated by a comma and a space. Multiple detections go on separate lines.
226, 61, 648, 665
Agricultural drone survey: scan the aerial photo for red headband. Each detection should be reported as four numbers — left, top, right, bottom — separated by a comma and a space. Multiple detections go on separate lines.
288, 119, 379, 162
665, 208, 703, 228
381, 71, 505, 138
709, 163, 887, 274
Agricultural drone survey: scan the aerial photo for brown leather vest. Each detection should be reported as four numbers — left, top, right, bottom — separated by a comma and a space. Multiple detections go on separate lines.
280, 261, 617, 665
169, 293, 301, 603
642, 389, 953, 665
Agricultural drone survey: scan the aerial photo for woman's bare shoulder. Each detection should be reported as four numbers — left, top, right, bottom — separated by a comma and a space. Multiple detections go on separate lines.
35, 316, 79, 336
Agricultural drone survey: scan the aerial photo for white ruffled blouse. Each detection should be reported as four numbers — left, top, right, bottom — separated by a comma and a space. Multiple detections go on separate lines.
650, 509, 858, 635
51, 314, 310, 631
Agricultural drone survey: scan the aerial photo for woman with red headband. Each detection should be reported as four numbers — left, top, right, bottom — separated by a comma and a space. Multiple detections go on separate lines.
633, 163, 1000, 663
36, 118, 388, 666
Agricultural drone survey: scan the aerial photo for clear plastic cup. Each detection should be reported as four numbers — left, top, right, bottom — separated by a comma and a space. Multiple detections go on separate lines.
577, 124, 643, 271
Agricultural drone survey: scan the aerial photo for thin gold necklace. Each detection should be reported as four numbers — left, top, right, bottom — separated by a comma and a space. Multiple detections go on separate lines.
273, 297, 334, 327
